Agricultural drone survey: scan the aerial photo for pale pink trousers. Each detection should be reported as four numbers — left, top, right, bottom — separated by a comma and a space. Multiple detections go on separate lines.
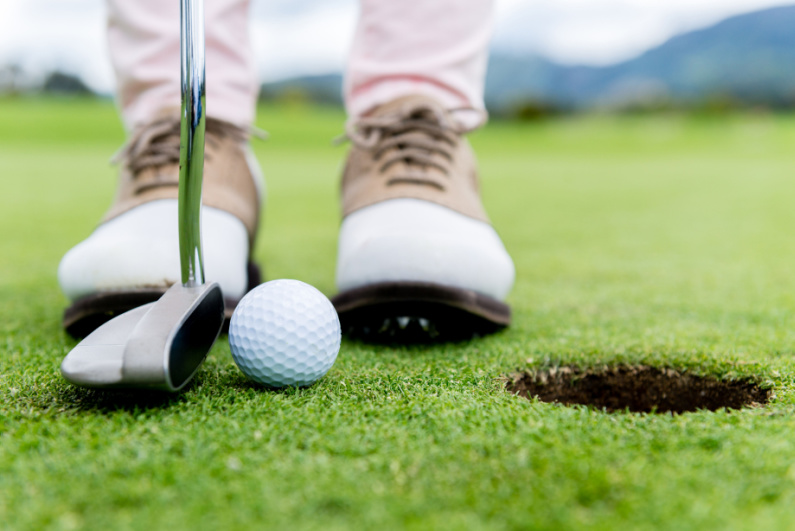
108, 0, 493, 130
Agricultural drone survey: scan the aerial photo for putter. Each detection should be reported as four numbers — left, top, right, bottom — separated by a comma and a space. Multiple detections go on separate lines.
60, 0, 224, 391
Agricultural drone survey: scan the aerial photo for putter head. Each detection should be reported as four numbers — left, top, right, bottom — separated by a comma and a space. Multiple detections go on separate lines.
61, 282, 224, 392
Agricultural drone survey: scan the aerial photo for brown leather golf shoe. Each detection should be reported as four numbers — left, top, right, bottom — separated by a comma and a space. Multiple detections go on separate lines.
332, 95, 514, 342
59, 114, 263, 338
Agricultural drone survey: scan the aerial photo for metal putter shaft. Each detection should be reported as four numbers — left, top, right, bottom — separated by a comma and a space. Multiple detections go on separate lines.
60, 0, 224, 392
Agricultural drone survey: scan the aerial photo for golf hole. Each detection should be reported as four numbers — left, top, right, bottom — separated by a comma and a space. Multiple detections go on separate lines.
507, 365, 770, 414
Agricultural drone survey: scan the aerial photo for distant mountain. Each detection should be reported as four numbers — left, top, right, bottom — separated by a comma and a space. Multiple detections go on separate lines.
486, 5, 795, 111
483, 55, 562, 110
42, 71, 94, 95
260, 5, 795, 113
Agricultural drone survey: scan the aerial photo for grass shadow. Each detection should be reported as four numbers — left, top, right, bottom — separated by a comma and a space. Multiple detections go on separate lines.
221, 371, 326, 395
52, 379, 197, 414
341, 320, 509, 349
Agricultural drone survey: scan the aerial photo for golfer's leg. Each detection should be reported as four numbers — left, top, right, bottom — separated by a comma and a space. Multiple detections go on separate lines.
59, 0, 262, 337
345, 0, 493, 117
334, 0, 514, 339
108, 0, 258, 130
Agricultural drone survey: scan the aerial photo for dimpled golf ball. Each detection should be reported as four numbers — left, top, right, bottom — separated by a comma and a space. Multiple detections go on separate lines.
229, 279, 341, 388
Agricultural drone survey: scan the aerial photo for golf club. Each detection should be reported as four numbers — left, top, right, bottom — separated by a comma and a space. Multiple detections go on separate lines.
60, 0, 224, 392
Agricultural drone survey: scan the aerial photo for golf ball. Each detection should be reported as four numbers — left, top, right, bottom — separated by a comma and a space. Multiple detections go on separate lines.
229, 279, 341, 388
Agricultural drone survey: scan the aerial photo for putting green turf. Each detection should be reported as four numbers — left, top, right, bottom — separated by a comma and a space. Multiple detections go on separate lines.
2, 97, 795, 529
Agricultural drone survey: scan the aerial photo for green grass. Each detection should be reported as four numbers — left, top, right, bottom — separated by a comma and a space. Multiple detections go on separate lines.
3, 97, 795, 529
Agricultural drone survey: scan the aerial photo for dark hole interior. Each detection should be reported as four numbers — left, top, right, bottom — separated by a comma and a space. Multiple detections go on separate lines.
507, 365, 770, 414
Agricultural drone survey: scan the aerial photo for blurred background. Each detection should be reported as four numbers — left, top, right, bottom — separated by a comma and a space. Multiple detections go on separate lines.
2, 0, 795, 118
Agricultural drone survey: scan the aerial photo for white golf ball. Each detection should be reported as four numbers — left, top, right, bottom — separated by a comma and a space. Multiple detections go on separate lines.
229, 279, 341, 388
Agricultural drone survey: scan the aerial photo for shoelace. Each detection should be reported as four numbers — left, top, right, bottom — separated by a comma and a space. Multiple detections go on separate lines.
112, 117, 266, 176
337, 103, 486, 190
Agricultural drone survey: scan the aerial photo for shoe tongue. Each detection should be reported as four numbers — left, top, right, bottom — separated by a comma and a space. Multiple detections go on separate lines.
371, 95, 447, 122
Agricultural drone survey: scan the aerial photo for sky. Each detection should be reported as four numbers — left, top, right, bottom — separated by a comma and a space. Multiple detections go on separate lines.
0, 0, 792, 93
